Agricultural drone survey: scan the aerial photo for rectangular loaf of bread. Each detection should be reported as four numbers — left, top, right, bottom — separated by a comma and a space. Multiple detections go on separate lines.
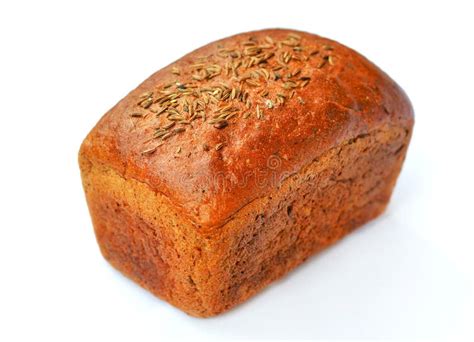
79, 29, 413, 317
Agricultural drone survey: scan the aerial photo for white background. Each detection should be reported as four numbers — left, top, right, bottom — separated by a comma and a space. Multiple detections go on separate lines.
1, 1, 473, 341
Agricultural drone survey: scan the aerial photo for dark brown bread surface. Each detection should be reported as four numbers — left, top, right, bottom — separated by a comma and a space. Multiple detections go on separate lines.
79, 28, 414, 317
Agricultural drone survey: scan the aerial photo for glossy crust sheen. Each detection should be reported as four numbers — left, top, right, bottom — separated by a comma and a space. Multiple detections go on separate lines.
80, 28, 413, 229
79, 28, 414, 316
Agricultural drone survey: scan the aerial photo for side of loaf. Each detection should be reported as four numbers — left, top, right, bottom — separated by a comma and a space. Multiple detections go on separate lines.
79, 28, 413, 317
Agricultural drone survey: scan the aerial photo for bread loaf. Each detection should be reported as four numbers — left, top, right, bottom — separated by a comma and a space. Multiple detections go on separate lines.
79, 28, 414, 317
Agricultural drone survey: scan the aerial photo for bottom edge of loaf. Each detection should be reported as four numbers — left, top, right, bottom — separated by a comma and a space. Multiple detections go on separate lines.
97, 194, 389, 318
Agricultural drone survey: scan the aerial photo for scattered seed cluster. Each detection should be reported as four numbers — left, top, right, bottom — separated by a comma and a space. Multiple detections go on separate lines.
131, 33, 335, 155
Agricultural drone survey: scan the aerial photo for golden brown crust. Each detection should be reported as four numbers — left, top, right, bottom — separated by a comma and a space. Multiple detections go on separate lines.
79, 28, 414, 229
79, 28, 414, 317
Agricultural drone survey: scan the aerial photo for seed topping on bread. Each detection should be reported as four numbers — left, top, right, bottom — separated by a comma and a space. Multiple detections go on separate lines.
130, 33, 335, 154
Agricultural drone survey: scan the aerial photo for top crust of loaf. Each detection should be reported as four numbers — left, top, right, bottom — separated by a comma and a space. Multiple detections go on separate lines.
79, 28, 414, 229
